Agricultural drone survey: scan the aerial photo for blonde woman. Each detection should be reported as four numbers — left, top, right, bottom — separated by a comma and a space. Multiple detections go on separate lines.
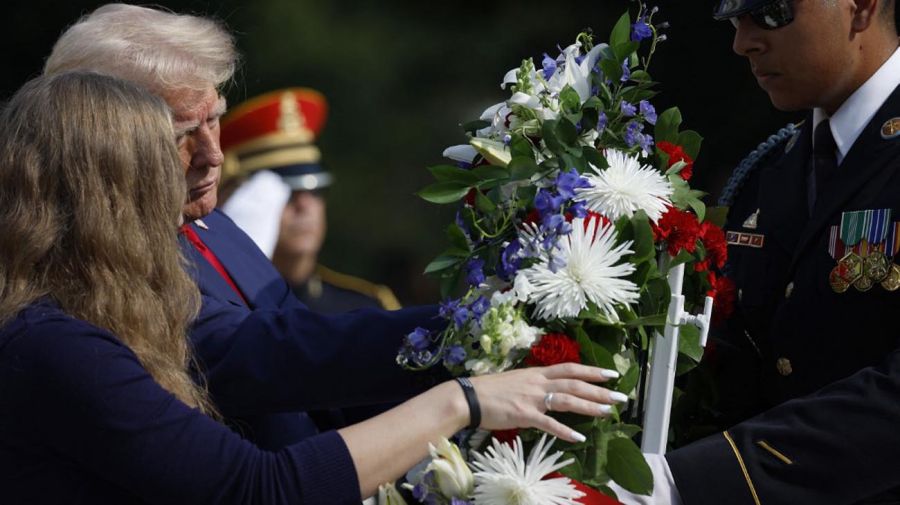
0, 71, 621, 504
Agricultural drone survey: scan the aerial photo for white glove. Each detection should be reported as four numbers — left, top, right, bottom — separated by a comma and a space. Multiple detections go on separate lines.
221, 170, 291, 258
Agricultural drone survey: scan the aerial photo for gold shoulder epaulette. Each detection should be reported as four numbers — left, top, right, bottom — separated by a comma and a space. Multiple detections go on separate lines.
315, 264, 402, 310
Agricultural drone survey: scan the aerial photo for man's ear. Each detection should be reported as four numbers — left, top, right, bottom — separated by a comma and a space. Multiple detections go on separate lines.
850, 0, 880, 32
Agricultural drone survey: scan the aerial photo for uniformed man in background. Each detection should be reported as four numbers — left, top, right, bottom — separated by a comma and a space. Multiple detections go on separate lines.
219, 88, 401, 315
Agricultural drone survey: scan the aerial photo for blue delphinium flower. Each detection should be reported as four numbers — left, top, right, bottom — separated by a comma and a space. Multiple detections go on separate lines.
541, 53, 557, 80
556, 168, 592, 199
598, 111, 609, 131
631, 17, 653, 41
621, 100, 637, 117
621, 60, 631, 82
407, 327, 431, 351
534, 188, 566, 215
638, 132, 655, 153
452, 305, 470, 329
624, 120, 643, 147
568, 199, 588, 219
640, 100, 657, 125
498, 240, 522, 280
444, 345, 467, 366
450, 499, 474, 505
469, 296, 491, 320
502, 133, 512, 145
440, 299, 460, 319
465, 258, 485, 287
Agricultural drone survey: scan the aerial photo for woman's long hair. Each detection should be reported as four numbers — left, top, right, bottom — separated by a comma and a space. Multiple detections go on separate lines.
0, 72, 211, 412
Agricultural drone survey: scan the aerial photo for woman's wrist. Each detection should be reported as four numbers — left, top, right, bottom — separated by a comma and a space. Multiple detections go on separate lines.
437, 380, 471, 432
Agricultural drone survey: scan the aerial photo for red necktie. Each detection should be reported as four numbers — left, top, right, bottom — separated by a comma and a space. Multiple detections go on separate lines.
180, 224, 248, 305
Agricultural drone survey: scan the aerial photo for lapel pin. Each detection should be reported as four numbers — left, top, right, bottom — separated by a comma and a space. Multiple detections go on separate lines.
881, 118, 900, 139
194, 219, 209, 230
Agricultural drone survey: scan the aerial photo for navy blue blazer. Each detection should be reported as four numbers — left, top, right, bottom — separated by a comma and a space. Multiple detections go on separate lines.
0, 302, 361, 505
181, 210, 444, 448
667, 86, 900, 503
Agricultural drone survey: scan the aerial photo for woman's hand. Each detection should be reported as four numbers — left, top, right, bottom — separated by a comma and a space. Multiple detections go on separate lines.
469, 363, 626, 442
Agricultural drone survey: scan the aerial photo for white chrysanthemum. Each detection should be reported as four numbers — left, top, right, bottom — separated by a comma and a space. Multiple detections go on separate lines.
470, 435, 584, 505
519, 216, 639, 320
575, 149, 673, 223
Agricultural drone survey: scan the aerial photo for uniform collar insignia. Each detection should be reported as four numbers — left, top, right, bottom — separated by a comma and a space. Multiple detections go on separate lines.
742, 209, 760, 229
881, 118, 900, 139
193, 218, 209, 230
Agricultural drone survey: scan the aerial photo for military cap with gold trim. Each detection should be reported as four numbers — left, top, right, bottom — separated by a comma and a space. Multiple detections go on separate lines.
220, 88, 332, 191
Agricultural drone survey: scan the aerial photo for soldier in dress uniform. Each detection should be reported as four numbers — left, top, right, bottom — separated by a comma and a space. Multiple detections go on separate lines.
611, 0, 900, 504
219, 88, 401, 315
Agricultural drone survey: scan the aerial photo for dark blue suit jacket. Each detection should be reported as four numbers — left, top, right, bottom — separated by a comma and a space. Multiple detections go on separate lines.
181, 210, 443, 448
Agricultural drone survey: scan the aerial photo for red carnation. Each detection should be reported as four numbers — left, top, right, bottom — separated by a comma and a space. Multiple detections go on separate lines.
526, 333, 581, 367
491, 429, 520, 447
652, 207, 701, 257
707, 271, 736, 326
657, 140, 694, 181
694, 221, 728, 272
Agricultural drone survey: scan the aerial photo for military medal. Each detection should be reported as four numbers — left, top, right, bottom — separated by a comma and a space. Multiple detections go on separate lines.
828, 265, 852, 293
865, 249, 891, 282
881, 264, 900, 291
854, 272, 875, 291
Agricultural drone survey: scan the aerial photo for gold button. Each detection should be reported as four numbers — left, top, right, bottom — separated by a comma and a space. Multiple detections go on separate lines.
738, 288, 743, 302
785, 282, 794, 298
776, 357, 793, 376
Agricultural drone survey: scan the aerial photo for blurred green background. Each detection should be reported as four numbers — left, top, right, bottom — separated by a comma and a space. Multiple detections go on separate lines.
6, 0, 797, 304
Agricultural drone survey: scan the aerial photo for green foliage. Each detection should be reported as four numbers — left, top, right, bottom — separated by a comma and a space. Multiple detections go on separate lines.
606, 437, 653, 494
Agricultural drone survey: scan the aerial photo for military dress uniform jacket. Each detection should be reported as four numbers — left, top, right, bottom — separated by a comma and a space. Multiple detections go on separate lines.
181, 210, 444, 449
667, 87, 900, 504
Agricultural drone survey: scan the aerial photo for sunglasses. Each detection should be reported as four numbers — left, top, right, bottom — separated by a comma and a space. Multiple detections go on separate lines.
719, 0, 795, 30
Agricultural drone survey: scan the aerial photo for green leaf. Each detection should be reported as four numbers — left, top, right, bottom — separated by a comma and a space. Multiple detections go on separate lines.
613, 41, 640, 62
678, 323, 704, 362
606, 438, 654, 495
629, 211, 655, 264
617, 363, 640, 396
600, 58, 623, 84
556, 117, 579, 145
508, 156, 539, 181
472, 165, 509, 182
574, 326, 617, 370
677, 130, 703, 159
622, 313, 667, 328
630, 70, 653, 83
560, 85, 581, 114
558, 452, 584, 481
669, 248, 695, 268
583, 147, 604, 170
461, 119, 490, 134
446, 223, 469, 251
417, 182, 471, 204
427, 164, 480, 185
610, 12, 632, 48
509, 134, 535, 159
705, 206, 729, 227
424, 254, 463, 274
654, 107, 683, 144
688, 198, 707, 223
474, 190, 497, 214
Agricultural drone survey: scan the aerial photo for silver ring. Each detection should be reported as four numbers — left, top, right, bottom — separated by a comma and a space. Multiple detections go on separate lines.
543, 392, 555, 412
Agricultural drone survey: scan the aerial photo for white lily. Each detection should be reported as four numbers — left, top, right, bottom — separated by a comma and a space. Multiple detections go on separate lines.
470, 137, 512, 167
426, 438, 475, 499
377, 482, 409, 505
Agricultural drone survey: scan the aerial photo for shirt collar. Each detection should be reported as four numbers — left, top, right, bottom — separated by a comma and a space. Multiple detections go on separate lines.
814, 46, 900, 165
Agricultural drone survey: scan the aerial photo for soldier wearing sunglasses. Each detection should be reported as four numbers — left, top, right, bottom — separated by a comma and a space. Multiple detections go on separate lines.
611, 0, 900, 504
